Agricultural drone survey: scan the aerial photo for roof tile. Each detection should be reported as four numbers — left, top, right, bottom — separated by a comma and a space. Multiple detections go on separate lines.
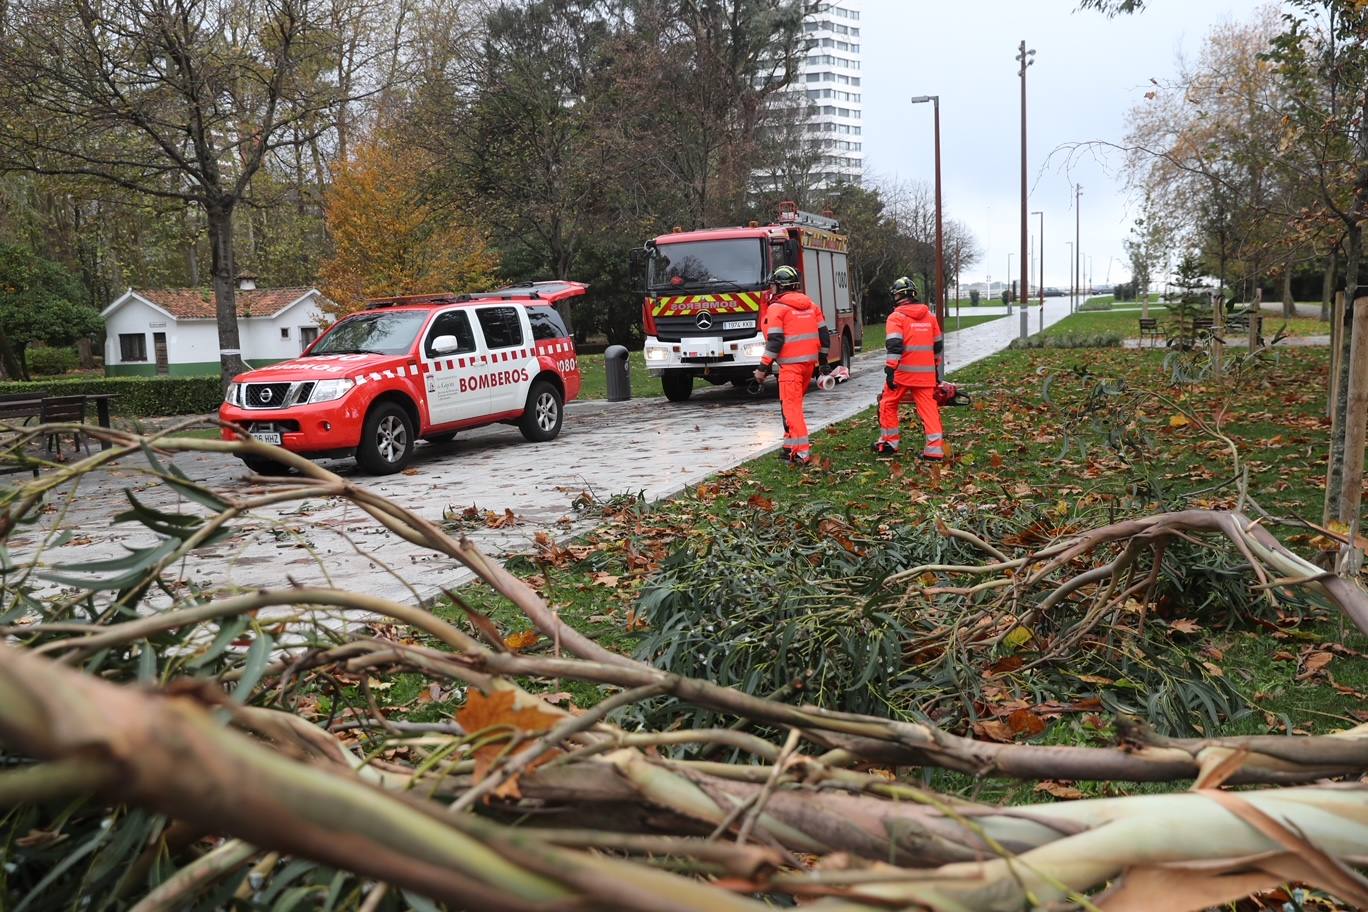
136, 288, 313, 319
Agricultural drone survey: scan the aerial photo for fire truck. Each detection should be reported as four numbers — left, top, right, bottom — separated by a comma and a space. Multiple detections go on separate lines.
635, 202, 862, 401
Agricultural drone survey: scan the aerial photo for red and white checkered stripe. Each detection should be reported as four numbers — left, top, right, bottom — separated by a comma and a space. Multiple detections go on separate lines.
537, 340, 574, 355
353, 364, 422, 386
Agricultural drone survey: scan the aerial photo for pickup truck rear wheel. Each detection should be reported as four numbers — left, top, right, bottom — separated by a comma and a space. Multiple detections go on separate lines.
356, 401, 415, 474
519, 380, 563, 442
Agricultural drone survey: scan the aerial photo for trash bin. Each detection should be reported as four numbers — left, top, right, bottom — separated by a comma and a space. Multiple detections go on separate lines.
605, 345, 631, 402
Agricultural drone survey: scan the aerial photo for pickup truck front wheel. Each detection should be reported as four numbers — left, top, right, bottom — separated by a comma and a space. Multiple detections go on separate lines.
356, 401, 415, 474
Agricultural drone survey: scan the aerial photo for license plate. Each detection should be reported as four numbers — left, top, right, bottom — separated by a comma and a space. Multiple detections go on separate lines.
251, 431, 282, 446
722, 320, 753, 330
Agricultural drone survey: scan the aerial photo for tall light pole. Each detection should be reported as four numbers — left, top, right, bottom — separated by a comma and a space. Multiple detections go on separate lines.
910, 95, 944, 325
1074, 183, 1083, 313
1017, 40, 1035, 333
1007, 252, 1013, 310
1032, 209, 1044, 331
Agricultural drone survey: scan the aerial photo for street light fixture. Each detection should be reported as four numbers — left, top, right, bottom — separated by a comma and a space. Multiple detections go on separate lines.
910, 95, 944, 326
1017, 40, 1035, 335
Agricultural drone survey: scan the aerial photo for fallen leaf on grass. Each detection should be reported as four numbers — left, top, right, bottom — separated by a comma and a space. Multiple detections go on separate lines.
1168, 414, 1191, 428
747, 493, 775, 511
1034, 780, 1085, 800
503, 630, 540, 652
455, 690, 562, 799
1007, 708, 1047, 737
1168, 618, 1201, 634
591, 572, 621, 588
972, 719, 1014, 742
1296, 650, 1333, 680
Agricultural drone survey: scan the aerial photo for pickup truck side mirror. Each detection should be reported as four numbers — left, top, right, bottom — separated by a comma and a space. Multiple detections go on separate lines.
431, 334, 461, 355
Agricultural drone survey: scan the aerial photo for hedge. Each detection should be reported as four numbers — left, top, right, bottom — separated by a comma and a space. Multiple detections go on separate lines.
0, 376, 223, 417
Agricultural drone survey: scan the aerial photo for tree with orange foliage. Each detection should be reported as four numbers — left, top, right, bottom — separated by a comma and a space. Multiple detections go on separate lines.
319, 136, 500, 319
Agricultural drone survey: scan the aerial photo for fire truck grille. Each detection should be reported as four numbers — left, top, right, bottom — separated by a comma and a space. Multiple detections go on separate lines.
654, 315, 758, 343
244, 382, 294, 409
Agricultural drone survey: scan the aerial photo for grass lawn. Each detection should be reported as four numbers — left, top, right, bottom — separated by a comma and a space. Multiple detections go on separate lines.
381, 341, 1367, 803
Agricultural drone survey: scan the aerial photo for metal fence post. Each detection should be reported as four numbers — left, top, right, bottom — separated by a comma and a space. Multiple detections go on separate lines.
604, 345, 631, 402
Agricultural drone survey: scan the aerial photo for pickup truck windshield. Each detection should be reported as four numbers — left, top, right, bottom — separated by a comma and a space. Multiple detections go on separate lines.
308, 310, 428, 356
648, 239, 764, 291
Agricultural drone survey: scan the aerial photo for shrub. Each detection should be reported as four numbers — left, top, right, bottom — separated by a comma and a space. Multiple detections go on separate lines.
25, 346, 78, 376
1009, 332, 1123, 349
0, 376, 223, 416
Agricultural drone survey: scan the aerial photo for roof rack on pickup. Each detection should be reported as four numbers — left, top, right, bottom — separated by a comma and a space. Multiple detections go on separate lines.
366, 280, 589, 309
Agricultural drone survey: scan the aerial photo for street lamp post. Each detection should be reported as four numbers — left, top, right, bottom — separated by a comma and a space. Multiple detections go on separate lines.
1017, 40, 1035, 336
1032, 209, 1044, 331
1007, 252, 1013, 311
910, 95, 944, 326
1074, 183, 1083, 313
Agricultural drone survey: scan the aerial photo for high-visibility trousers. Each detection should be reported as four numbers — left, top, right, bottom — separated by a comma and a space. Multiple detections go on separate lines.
877, 384, 944, 458
778, 363, 816, 459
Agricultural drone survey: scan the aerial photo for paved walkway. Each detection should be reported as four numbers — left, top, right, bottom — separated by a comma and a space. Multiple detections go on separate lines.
15, 299, 1076, 606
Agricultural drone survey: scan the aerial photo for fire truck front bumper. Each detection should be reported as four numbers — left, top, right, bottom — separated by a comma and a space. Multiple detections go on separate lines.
643, 334, 767, 374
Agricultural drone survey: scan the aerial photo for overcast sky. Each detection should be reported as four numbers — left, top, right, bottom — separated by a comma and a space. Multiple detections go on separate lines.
859, 0, 1278, 289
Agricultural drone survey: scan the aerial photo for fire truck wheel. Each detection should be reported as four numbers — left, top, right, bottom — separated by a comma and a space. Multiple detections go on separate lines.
240, 455, 291, 476
661, 372, 693, 402
841, 333, 854, 372
519, 380, 563, 442
356, 401, 415, 474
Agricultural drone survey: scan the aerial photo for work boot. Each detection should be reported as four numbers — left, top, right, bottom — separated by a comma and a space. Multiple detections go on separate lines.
777, 447, 793, 462
872, 441, 897, 458
789, 450, 811, 466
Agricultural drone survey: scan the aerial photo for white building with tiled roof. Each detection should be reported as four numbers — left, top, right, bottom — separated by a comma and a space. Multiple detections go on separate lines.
101, 277, 329, 376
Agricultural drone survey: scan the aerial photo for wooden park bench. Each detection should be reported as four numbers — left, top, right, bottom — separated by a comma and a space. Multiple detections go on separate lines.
0, 391, 49, 478
1138, 317, 1164, 347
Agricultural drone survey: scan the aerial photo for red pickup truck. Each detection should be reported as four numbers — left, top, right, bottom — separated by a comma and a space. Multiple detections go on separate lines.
221, 282, 584, 474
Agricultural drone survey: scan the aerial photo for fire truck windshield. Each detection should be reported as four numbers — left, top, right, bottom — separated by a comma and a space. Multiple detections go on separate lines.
307, 310, 428, 356
647, 239, 764, 291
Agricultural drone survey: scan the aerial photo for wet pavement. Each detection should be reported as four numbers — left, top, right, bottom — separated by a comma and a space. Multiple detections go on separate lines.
16, 300, 1076, 605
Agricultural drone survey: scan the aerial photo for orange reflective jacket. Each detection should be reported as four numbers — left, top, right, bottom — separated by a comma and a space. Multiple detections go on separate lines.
761, 292, 829, 370
884, 303, 943, 387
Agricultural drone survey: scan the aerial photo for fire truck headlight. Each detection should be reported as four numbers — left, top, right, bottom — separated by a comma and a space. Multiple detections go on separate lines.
308, 378, 355, 404
224, 383, 241, 406
644, 347, 668, 362
742, 341, 766, 357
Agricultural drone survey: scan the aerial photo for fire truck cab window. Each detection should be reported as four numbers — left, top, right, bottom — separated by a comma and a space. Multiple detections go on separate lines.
648, 239, 764, 289
424, 309, 477, 358
528, 306, 570, 341
476, 306, 524, 349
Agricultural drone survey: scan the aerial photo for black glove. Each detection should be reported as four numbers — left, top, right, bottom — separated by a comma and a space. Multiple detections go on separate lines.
818, 361, 833, 376
885, 367, 896, 390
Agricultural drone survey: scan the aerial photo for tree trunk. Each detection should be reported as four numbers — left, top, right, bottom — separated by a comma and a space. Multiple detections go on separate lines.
1324, 225, 1360, 526
76, 336, 95, 370
206, 203, 248, 387
0, 324, 24, 380
1336, 286, 1368, 575
1282, 260, 1294, 318
1322, 245, 1338, 322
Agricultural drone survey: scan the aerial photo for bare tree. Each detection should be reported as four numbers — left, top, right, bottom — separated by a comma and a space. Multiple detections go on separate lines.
0, 0, 385, 385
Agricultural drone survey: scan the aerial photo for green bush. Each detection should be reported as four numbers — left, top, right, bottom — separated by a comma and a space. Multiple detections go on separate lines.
0, 376, 223, 416
1009, 332, 1123, 350
25, 346, 78, 376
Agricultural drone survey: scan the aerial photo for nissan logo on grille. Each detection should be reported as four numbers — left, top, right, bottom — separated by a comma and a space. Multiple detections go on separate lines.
695, 311, 713, 330
256, 387, 273, 404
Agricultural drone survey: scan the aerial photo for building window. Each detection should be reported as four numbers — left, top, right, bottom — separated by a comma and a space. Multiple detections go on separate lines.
280, 326, 291, 339
300, 326, 319, 348
119, 333, 147, 362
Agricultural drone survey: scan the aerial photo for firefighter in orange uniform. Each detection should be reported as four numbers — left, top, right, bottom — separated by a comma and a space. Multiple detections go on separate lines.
753, 265, 829, 464
874, 277, 945, 459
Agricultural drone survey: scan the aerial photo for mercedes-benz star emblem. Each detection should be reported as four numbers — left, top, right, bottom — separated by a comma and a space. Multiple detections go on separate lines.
258, 388, 273, 403
695, 311, 713, 330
